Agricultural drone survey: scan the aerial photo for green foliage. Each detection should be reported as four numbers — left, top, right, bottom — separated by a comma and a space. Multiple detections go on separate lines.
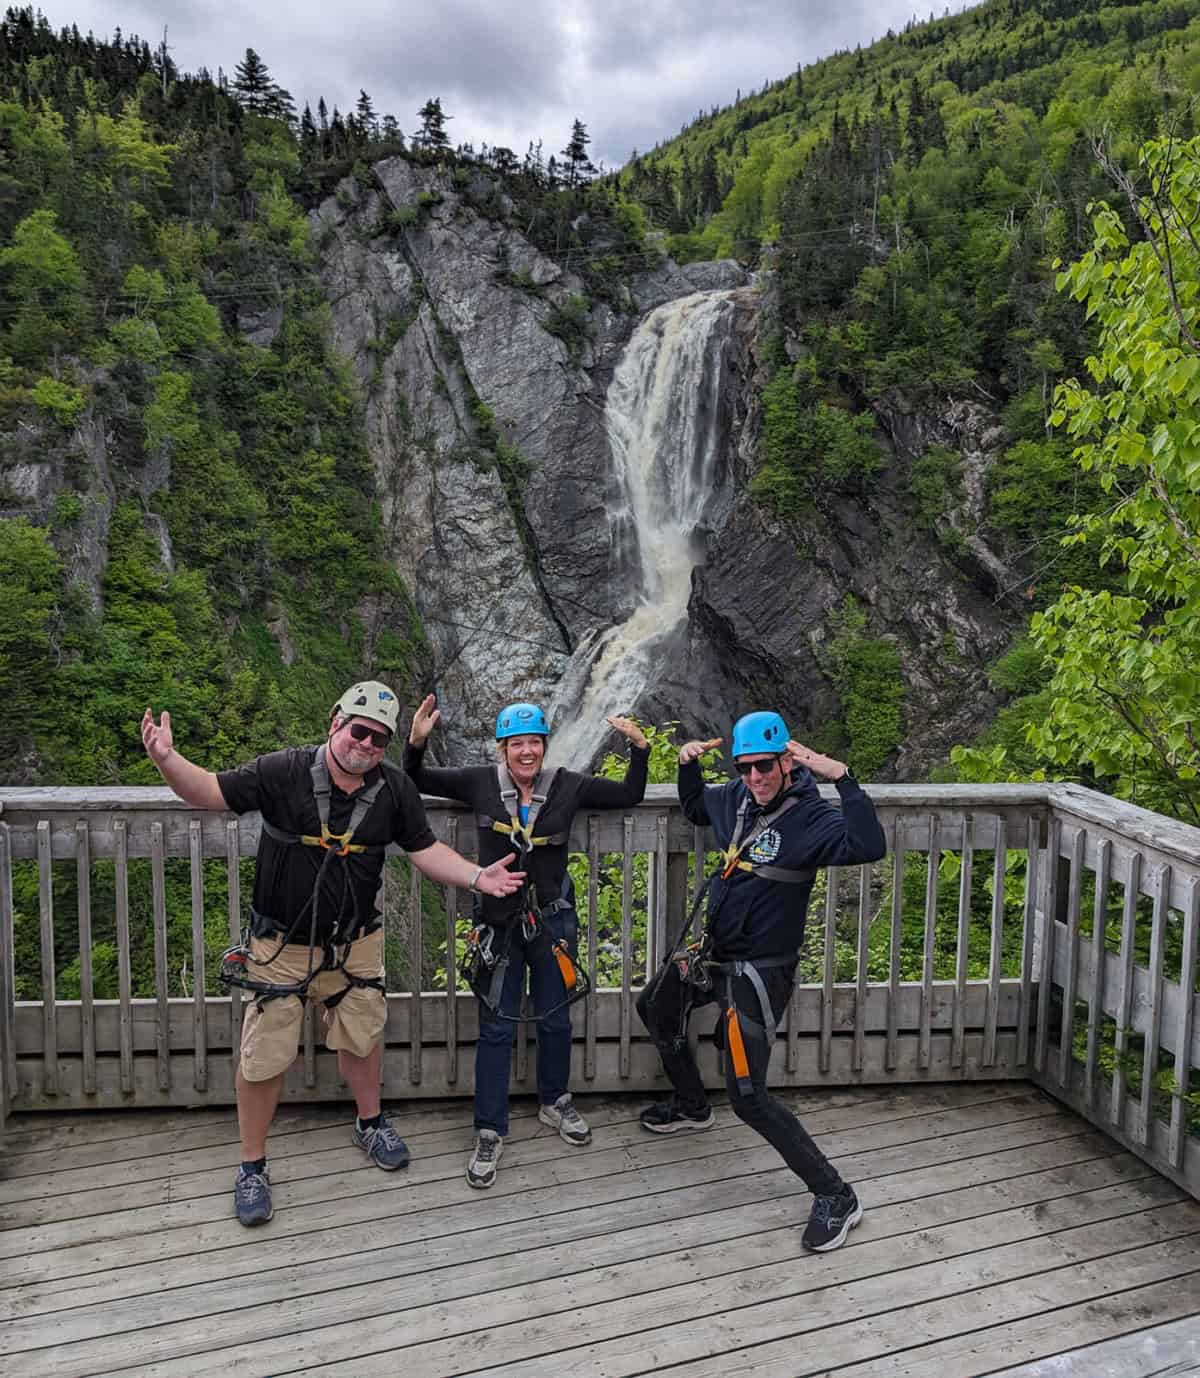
908, 444, 964, 537
820, 598, 904, 777
1030, 135, 1200, 823
0, 518, 62, 757
30, 374, 84, 425
753, 369, 883, 517
543, 293, 593, 362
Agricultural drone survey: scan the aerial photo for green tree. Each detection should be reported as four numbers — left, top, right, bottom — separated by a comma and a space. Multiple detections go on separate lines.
1033, 134, 1200, 822
561, 118, 595, 190
416, 97, 450, 153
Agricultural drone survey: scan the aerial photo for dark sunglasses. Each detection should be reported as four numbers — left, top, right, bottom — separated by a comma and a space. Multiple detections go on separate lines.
347, 722, 391, 748
735, 756, 781, 777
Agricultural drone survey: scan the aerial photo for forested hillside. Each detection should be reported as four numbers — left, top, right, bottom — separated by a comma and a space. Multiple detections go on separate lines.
617, 0, 1200, 820
0, 8, 646, 787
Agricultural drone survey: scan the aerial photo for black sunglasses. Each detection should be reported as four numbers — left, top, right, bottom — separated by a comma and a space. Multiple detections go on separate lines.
735, 756, 781, 777
347, 722, 391, 748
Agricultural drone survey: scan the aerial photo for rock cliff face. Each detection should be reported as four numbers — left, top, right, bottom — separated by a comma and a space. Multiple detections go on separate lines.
312, 159, 747, 761
309, 160, 1023, 775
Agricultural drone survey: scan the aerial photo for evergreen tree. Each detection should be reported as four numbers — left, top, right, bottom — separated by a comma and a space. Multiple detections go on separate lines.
356, 89, 379, 142
416, 97, 450, 152
232, 47, 272, 114
560, 118, 595, 189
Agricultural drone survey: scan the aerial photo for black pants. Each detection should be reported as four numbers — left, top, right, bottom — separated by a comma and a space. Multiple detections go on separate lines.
636, 959, 844, 1196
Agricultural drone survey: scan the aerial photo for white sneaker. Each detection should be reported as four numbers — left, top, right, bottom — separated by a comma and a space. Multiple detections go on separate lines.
538, 1092, 592, 1146
467, 1129, 503, 1188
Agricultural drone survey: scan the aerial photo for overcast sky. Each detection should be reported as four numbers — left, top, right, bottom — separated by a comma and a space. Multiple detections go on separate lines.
40, 2, 970, 169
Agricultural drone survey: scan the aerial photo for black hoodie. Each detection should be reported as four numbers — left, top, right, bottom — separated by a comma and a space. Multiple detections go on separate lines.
678, 759, 887, 961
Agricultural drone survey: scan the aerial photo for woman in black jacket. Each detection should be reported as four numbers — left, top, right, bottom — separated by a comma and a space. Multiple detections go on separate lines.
405, 696, 649, 1187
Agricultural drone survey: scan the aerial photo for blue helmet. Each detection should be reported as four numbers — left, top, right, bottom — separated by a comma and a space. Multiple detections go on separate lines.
731, 711, 789, 758
495, 702, 549, 740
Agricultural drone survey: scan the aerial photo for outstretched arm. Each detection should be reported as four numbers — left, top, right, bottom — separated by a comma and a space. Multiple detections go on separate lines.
408, 842, 526, 897
576, 716, 651, 807
141, 708, 227, 810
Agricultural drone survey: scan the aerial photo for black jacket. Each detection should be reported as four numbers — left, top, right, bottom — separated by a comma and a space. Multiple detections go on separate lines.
403, 742, 650, 925
679, 760, 886, 961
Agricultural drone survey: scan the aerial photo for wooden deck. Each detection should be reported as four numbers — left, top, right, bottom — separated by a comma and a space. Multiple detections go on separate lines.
0, 1082, 1197, 1378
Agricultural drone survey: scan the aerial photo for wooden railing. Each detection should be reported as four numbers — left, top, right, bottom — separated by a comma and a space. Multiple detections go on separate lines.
0, 782, 1196, 1196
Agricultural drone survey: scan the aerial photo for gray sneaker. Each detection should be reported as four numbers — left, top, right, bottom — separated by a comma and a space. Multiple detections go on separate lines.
352, 1115, 411, 1170
467, 1129, 503, 1188
538, 1092, 592, 1146
234, 1166, 273, 1226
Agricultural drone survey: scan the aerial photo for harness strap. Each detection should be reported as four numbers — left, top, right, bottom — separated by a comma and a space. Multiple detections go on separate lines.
722, 958, 780, 1095
258, 746, 387, 855
322, 971, 386, 1010
719, 793, 804, 879
481, 764, 561, 852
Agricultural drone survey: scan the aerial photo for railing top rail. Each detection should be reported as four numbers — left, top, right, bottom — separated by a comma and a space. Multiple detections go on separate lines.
0, 781, 1058, 814
1046, 782, 1200, 868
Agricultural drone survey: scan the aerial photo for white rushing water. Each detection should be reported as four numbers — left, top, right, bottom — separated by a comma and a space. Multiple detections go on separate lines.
546, 289, 737, 768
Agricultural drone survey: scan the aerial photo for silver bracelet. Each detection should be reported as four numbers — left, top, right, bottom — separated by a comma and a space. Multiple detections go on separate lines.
468, 866, 484, 893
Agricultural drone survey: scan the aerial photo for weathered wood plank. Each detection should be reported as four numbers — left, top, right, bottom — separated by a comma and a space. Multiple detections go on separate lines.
74, 821, 95, 1097
620, 817, 634, 1080
1083, 837, 1111, 1109
853, 863, 870, 1073
14, 980, 1029, 1059
8, 1168, 1181, 1377
0, 1092, 1079, 1292
224, 1205, 1200, 1377
187, 818, 206, 1094
0, 1111, 1119, 1335
1057, 825, 1085, 1088
150, 823, 170, 1094
1170, 876, 1199, 1169
952, 813, 973, 1069
919, 816, 940, 1071
0, 823, 13, 1131
985, 1310, 1200, 1378
887, 817, 904, 1072
820, 866, 837, 1074
113, 818, 133, 1097
35, 821, 57, 1097
1137, 863, 1169, 1147
983, 815, 1006, 1069
1112, 849, 1143, 1127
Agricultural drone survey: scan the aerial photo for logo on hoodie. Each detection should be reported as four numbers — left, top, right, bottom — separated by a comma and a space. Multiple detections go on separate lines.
748, 829, 782, 865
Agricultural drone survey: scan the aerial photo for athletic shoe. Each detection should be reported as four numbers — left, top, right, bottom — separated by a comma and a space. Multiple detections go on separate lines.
538, 1092, 592, 1145
233, 1165, 273, 1226
467, 1129, 503, 1188
353, 1115, 411, 1170
638, 1099, 716, 1134
802, 1184, 863, 1252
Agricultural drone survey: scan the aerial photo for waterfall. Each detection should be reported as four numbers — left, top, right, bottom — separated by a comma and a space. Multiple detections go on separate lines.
546, 289, 738, 769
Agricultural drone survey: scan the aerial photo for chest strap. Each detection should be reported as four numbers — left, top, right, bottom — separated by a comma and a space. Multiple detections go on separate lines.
260, 745, 386, 855
719, 793, 813, 883
476, 765, 565, 851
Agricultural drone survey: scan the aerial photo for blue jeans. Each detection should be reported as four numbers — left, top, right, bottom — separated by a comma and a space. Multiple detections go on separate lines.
473, 908, 577, 1135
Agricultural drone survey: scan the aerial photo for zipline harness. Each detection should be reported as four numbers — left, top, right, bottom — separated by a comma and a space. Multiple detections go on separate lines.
219, 746, 388, 1009
648, 788, 816, 1094
460, 765, 591, 1023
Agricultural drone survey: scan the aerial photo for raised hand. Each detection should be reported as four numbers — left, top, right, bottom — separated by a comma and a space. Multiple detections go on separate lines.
786, 740, 848, 781
141, 708, 174, 767
409, 694, 441, 747
476, 852, 527, 897
607, 715, 649, 749
678, 737, 722, 765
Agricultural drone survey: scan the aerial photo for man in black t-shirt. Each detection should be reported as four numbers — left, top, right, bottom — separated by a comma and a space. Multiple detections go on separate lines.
142, 680, 525, 1226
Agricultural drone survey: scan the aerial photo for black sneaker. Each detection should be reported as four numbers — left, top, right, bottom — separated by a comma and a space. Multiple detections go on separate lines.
639, 1100, 715, 1134
352, 1114, 411, 1170
802, 1184, 863, 1252
234, 1165, 273, 1226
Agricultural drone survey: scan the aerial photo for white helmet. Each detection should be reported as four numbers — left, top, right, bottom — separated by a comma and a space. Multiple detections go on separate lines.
333, 681, 400, 734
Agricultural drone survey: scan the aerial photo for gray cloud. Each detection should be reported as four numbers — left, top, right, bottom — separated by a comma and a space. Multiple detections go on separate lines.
40, 1, 962, 168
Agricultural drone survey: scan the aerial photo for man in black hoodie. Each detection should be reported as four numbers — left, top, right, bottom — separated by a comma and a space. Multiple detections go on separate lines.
636, 711, 887, 1252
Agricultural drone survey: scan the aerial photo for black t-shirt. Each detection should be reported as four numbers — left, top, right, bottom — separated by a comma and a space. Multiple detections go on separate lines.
218, 746, 436, 940
403, 743, 649, 925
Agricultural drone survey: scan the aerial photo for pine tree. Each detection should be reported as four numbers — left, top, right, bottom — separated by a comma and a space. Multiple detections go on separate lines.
416, 97, 450, 152
356, 89, 379, 142
232, 47, 272, 114
560, 118, 595, 190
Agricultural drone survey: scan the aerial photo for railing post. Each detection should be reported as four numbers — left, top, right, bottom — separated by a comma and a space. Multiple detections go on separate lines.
0, 821, 14, 1133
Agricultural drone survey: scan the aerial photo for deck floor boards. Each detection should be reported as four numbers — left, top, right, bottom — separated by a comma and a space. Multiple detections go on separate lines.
1, 1082, 1196, 1377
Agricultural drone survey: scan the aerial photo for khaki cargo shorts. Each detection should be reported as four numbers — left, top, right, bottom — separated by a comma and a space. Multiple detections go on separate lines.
238, 927, 387, 1082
